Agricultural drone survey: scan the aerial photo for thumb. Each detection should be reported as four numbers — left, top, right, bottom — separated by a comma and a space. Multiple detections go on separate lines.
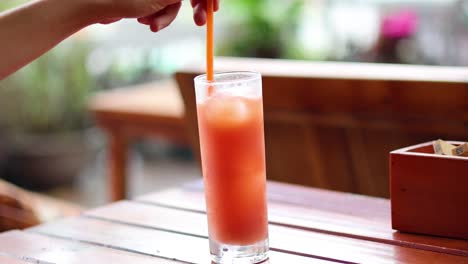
148, 0, 183, 13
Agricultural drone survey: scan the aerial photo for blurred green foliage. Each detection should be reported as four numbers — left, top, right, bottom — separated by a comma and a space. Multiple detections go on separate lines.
0, 1, 97, 134
218, 0, 304, 58
0, 0, 28, 11
0, 37, 96, 133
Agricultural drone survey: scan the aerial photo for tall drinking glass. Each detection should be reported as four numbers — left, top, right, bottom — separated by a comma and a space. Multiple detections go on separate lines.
194, 72, 269, 263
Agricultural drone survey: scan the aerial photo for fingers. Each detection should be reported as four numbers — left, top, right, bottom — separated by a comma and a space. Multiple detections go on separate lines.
148, 0, 183, 13
151, 2, 181, 32
137, 16, 152, 25
138, 0, 219, 31
138, 2, 182, 32
100, 18, 122, 25
191, 0, 219, 26
193, 1, 207, 26
97, 0, 185, 26
190, 0, 219, 11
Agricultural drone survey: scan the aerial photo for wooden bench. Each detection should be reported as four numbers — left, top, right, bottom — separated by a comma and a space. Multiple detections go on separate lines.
89, 80, 187, 201
91, 58, 468, 201
176, 57, 468, 198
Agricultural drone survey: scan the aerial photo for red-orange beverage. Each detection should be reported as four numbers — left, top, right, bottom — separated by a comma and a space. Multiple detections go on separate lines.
194, 72, 269, 263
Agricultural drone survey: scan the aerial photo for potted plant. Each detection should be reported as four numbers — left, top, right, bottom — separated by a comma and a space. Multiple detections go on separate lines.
0, 35, 98, 190
217, 0, 304, 58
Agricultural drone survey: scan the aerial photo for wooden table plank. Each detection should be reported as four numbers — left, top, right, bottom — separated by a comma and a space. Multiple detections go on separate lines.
0, 254, 30, 264
30, 217, 332, 264
137, 184, 468, 257
264, 181, 390, 220
1, 180, 466, 264
268, 251, 334, 264
85, 201, 468, 264
29, 217, 211, 264
0, 231, 181, 264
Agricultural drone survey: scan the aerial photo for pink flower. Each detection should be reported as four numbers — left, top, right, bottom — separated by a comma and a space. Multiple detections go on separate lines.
381, 10, 419, 39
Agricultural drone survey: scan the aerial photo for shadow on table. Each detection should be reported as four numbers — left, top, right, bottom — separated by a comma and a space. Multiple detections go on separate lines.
211, 259, 270, 264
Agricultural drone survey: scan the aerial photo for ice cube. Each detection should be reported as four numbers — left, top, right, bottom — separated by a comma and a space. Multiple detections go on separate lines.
205, 96, 250, 127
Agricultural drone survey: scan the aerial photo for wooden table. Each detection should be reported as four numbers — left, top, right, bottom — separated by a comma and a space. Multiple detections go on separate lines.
0, 181, 467, 263
89, 80, 187, 201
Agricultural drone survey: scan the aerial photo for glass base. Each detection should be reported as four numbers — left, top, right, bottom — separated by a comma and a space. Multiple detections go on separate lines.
210, 238, 269, 264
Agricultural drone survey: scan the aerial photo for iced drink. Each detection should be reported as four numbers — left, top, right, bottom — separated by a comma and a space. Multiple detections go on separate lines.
194, 72, 269, 263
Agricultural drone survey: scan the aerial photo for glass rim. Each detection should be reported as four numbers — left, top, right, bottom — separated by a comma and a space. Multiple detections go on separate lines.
194, 71, 261, 86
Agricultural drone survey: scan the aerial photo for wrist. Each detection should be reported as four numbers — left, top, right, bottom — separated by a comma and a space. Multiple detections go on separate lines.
41, 0, 99, 28
69, 0, 108, 26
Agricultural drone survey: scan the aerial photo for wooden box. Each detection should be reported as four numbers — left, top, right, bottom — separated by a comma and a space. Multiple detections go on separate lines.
390, 141, 468, 240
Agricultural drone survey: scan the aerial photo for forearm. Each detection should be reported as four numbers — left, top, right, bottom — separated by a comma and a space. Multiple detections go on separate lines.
0, 0, 99, 80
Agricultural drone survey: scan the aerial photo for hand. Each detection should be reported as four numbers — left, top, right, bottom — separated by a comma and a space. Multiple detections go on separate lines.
190, 0, 220, 26
96, 0, 219, 31
96, 0, 183, 32
136, 0, 221, 30
0, 0, 189, 79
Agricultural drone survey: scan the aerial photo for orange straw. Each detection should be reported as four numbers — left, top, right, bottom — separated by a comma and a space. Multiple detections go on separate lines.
206, 0, 214, 95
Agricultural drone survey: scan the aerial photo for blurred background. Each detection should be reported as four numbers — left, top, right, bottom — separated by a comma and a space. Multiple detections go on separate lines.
0, 0, 467, 208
